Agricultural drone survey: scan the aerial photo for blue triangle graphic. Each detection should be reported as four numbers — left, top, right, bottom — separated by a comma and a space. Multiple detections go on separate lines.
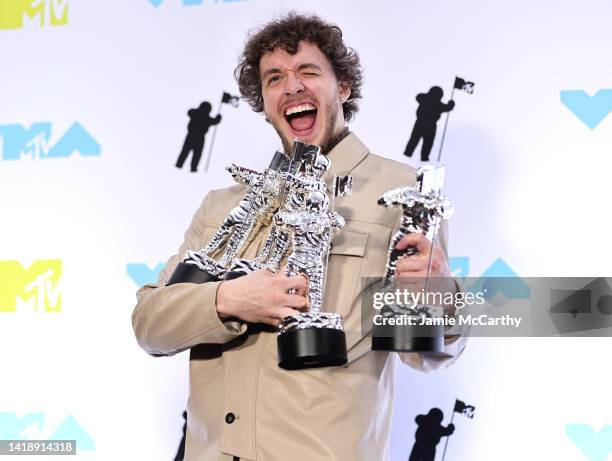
49, 415, 94, 451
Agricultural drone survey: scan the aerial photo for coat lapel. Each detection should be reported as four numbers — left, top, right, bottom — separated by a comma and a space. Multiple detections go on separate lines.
324, 132, 370, 178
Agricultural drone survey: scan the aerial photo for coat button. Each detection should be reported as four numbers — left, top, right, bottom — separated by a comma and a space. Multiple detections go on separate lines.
225, 412, 236, 424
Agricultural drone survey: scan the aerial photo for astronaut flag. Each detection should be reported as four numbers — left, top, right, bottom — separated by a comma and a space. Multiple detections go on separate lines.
333, 175, 353, 197
204, 92, 240, 172
221, 91, 240, 107
453, 77, 475, 94
453, 399, 476, 419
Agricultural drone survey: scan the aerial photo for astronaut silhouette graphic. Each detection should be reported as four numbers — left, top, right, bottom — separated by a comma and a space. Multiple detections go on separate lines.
403, 87, 455, 161
409, 408, 455, 461
175, 101, 222, 172
173, 410, 187, 461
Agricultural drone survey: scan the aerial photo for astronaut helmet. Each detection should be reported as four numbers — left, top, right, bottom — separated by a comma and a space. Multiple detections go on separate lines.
305, 190, 329, 213
309, 154, 330, 178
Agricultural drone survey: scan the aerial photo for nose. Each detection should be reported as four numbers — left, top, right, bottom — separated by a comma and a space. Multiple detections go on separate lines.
284, 70, 304, 95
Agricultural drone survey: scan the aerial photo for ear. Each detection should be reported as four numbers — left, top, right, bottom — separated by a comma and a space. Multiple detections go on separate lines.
339, 83, 351, 103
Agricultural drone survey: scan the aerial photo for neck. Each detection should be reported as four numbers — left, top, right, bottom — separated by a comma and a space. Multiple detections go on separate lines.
321, 127, 350, 155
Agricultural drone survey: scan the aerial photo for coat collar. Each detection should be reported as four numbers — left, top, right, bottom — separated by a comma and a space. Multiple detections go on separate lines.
324, 132, 370, 178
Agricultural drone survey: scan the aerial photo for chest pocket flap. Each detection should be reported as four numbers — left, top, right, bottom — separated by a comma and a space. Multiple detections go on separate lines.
330, 229, 369, 257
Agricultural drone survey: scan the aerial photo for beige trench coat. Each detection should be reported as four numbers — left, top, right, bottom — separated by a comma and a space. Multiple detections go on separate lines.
132, 133, 466, 461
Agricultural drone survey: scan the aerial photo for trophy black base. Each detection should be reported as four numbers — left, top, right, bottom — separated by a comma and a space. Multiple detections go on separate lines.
223, 270, 247, 281
277, 328, 347, 370
166, 262, 220, 286
371, 323, 444, 353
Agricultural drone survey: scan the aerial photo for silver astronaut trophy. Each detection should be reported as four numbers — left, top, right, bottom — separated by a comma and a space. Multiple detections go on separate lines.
166, 151, 290, 286
371, 166, 454, 353
219, 151, 297, 281
221, 142, 319, 279
276, 141, 352, 370
225, 143, 331, 279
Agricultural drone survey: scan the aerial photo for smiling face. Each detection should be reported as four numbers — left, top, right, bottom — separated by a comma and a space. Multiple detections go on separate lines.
259, 41, 351, 154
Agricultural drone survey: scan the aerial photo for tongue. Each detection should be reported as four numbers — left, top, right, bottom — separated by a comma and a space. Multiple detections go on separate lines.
289, 113, 316, 132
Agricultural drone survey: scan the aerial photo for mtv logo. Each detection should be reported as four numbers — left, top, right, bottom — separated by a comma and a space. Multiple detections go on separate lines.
127, 263, 164, 286
566, 424, 612, 461
0, 413, 94, 450
467, 258, 530, 300
0, 0, 68, 30
449, 257, 529, 300
450, 256, 469, 278
0, 122, 100, 160
561, 89, 612, 129
49, 415, 94, 449
0, 260, 62, 312
0, 413, 45, 439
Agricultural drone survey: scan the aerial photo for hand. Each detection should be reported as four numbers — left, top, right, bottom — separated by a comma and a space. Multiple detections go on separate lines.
216, 269, 308, 327
395, 233, 451, 278
395, 234, 457, 317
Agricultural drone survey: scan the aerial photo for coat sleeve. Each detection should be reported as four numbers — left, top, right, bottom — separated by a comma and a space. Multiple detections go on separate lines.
391, 211, 469, 372
131, 192, 247, 357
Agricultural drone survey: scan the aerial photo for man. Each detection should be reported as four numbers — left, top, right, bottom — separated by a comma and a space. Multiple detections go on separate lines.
132, 13, 466, 461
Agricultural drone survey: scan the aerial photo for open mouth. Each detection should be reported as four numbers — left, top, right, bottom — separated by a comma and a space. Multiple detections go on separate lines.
284, 103, 318, 135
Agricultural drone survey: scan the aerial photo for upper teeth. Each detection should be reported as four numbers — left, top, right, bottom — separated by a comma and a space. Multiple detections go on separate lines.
285, 104, 316, 116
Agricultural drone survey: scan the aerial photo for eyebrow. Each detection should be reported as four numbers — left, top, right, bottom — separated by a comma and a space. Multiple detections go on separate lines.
261, 63, 323, 80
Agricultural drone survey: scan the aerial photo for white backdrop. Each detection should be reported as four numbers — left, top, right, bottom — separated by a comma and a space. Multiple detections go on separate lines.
1, 1, 612, 460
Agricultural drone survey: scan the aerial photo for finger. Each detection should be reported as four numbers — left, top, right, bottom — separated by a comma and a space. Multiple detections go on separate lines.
264, 307, 301, 327
395, 276, 428, 293
421, 247, 448, 274
399, 261, 442, 277
414, 235, 436, 255
396, 255, 430, 273
431, 245, 448, 263
398, 252, 430, 264
395, 232, 421, 250
282, 274, 308, 291
278, 293, 308, 309
274, 307, 301, 320
396, 232, 429, 251
294, 283, 308, 298
397, 269, 429, 279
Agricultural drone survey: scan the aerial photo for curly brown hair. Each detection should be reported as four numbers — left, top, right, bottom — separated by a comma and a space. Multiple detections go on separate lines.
234, 12, 363, 122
